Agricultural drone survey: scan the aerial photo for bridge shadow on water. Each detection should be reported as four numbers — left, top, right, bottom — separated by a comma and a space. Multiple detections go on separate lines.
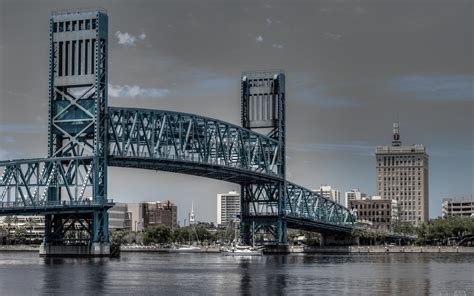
41, 257, 108, 295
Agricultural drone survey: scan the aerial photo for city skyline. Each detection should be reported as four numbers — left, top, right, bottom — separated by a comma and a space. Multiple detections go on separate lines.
1, 1, 473, 223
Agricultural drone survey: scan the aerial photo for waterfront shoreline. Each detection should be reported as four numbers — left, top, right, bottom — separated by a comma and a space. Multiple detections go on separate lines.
1, 245, 473, 254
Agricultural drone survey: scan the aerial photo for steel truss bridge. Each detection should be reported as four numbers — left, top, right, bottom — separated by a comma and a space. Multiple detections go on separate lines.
0, 8, 354, 254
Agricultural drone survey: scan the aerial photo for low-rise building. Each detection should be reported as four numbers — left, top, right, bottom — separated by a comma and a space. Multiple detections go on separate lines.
0, 216, 45, 244
143, 200, 178, 228
442, 197, 474, 217
126, 201, 178, 231
349, 196, 399, 231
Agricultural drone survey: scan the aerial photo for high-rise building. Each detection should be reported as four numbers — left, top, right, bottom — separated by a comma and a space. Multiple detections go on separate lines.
376, 123, 429, 225
314, 185, 341, 205
344, 188, 367, 208
442, 197, 474, 217
217, 191, 241, 225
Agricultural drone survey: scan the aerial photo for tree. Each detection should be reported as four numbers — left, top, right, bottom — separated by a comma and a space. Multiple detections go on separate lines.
143, 225, 172, 245
13, 227, 27, 244
172, 227, 190, 244
393, 221, 416, 236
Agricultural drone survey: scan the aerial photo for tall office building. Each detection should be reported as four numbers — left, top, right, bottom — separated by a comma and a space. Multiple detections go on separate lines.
376, 123, 429, 225
217, 191, 241, 225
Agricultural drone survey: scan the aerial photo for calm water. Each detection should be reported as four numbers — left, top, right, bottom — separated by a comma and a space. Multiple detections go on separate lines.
0, 252, 472, 295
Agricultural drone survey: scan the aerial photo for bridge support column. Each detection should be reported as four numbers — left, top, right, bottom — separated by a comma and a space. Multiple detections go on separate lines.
40, 210, 111, 257
320, 233, 354, 247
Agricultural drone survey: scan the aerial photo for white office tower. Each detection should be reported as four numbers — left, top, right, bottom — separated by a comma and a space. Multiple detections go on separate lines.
217, 191, 241, 225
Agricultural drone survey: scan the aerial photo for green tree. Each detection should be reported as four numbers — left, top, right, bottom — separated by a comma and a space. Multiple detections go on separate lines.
143, 225, 172, 245
172, 227, 190, 244
393, 221, 416, 235
13, 227, 27, 244
194, 225, 212, 244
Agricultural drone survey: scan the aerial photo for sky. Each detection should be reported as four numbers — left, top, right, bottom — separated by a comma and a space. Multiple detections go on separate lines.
0, 0, 473, 224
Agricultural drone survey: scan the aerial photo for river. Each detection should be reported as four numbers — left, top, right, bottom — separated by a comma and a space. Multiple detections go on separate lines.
0, 252, 472, 295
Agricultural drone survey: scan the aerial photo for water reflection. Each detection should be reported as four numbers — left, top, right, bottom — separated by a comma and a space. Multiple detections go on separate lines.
0, 252, 471, 295
41, 257, 108, 295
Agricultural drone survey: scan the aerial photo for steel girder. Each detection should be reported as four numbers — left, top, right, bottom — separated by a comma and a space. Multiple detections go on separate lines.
0, 157, 113, 215
108, 107, 283, 180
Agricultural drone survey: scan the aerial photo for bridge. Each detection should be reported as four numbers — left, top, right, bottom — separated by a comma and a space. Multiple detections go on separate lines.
0, 8, 355, 256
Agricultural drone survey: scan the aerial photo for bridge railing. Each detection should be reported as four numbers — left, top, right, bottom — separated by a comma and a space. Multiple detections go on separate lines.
108, 107, 283, 178
0, 199, 114, 210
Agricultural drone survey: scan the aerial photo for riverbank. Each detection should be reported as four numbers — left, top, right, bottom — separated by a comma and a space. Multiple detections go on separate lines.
1, 245, 473, 254
0, 245, 39, 252
299, 246, 474, 253
120, 245, 221, 253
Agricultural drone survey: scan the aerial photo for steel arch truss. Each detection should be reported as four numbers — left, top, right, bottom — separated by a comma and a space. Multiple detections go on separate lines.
108, 108, 283, 179
0, 157, 113, 215
285, 182, 355, 231
240, 181, 355, 244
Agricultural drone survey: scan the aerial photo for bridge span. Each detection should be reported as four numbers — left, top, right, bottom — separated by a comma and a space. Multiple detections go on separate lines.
0, 8, 354, 256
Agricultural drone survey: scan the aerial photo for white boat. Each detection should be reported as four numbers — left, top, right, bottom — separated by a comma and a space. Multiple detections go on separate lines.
222, 244, 263, 256
174, 245, 202, 253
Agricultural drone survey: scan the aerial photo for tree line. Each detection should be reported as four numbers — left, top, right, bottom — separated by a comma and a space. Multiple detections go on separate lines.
111, 224, 237, 245
353, 216, 474, 245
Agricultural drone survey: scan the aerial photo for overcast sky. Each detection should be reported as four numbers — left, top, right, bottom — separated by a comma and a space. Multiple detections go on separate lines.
1, 0, 473, 224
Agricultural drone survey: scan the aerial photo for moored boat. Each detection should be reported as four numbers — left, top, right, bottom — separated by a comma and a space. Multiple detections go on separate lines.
222, 244, 263, 256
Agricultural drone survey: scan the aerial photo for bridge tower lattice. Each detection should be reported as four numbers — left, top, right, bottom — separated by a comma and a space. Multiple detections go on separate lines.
45, 8, 110, 250
240, 70, 287, 244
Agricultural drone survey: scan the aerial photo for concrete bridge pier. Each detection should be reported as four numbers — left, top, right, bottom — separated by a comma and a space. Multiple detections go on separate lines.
39, 242, 110, 257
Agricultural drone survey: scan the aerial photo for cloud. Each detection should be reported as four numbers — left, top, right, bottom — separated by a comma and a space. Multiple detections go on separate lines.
389, 75, 474, 101
115, 31, 146, 46
256, 35, 263, 42
324, 32, 343, 41
272, 43, 284, 49
108, 84, 170, 99
266, 18, 272, 27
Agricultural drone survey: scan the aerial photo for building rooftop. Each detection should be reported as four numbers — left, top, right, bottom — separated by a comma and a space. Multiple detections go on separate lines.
51, 7, 107, 16
376, 144, 426, 153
